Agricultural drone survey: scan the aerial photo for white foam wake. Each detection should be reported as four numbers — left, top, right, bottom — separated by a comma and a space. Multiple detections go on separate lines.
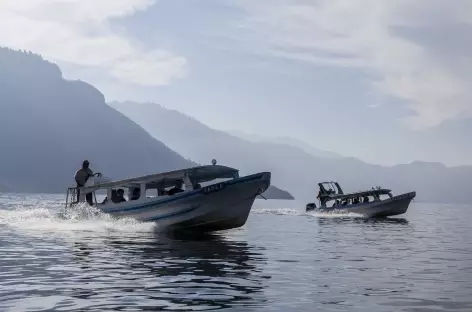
305, 210, 365, 218
252, 207, 301, 216
0, 200, 156, 236
251, 206, 364, 218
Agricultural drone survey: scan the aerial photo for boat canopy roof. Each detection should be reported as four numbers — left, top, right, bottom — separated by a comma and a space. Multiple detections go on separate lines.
322, 188, 392, 200
317, 181, 392, 200
75, 165, 239, 192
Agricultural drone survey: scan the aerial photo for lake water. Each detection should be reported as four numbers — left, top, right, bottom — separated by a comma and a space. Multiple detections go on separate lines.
1, 194, 471, 311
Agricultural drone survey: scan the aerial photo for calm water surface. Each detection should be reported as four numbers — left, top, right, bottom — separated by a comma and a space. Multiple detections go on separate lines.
1, 194, 471, 311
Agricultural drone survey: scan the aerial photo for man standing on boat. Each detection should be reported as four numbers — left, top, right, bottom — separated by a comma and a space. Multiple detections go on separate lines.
74, 160, 100, 205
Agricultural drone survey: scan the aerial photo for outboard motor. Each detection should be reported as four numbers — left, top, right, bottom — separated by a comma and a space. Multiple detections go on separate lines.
306, 202, 317, 212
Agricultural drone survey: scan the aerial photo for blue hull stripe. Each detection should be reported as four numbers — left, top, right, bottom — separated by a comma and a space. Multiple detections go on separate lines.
101, 172, 266, 214
141, 205, 200, 222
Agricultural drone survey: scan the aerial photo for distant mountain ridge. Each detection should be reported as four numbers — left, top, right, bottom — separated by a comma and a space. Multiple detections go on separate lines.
0, 47, 291, 199
0, 47, 195, 193
229, 130, 343, 159
110, 101, 472, 204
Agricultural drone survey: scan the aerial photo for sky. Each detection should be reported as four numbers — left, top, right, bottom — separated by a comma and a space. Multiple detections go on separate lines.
1, 0, 471, 167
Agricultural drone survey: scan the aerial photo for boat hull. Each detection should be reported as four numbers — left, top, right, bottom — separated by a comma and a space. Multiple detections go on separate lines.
96, 172, 271, 232
309, 192, 416, 218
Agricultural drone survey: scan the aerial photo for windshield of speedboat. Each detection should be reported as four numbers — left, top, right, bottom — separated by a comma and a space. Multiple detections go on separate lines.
321, 182, 338, 194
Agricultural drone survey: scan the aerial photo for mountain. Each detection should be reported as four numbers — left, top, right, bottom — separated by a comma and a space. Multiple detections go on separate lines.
0, 47, 290, 199
110, 101, 472, 204
229, 131, 343, 159
0, 48, 196, 193
259, 184, 293, 200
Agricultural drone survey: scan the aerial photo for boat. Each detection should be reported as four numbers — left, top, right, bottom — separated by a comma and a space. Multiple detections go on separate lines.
305, 181, 416, 217
65, 161, 271, 232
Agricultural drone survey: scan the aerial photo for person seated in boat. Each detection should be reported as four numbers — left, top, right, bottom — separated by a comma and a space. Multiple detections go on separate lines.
363, 196, 370, 203
114, 189, 127, 203
101, 189, 117, 204
168, 181, 184, 196
130, 188, 140, 201
74, 160, 101, 205
353, 197, 359, 204
342, 199, 348, 206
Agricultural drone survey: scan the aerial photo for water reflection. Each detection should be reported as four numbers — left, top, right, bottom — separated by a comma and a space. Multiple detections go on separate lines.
68, 232, 270, 310
316, 216, 410, 226
363, 217, 409, 225
4, 198, 472, 311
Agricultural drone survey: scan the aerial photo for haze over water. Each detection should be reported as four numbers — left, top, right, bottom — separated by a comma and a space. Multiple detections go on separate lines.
1, 194, 471, 311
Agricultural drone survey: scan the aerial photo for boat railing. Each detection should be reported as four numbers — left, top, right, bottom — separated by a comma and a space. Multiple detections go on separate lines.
65, 186, 99, 208
65, 187, 76, 208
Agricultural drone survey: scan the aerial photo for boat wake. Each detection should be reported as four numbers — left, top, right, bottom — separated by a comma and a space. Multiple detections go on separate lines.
1, 197, 366, 239
252, 207, 364, 218
0, 201, 156, 237
252, 207, 300, 216
305, 210, 365, 218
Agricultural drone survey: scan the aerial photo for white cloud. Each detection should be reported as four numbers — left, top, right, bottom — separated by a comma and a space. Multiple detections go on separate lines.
232, 0, 472, 129
0, 0, 187, 86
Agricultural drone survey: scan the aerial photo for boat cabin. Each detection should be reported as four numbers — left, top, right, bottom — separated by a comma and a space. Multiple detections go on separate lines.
316, 181, 393, 208
66, 165, 240, 208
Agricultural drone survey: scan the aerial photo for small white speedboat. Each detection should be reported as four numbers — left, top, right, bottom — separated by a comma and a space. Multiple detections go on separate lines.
306, 181, 416, 217
65, 161, 271, 232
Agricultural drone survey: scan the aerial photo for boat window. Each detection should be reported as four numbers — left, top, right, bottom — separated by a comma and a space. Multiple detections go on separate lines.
129, 187, 141, 201
99, 188, 128, 204
163, 180, 186, 195
113, 188, 128, 203
146, 188, 158, 198
144, 179, 188, 197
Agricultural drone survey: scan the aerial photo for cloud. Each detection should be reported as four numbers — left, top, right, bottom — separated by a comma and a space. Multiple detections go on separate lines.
0, 0, 187, 86
231, 0, 472, 129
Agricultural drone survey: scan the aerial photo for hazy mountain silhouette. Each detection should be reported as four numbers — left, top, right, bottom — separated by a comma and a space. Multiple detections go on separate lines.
228, 130, 343, 159
0, 47, 291, 199
0, 48, 196, 193
111, 101, 472, 204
